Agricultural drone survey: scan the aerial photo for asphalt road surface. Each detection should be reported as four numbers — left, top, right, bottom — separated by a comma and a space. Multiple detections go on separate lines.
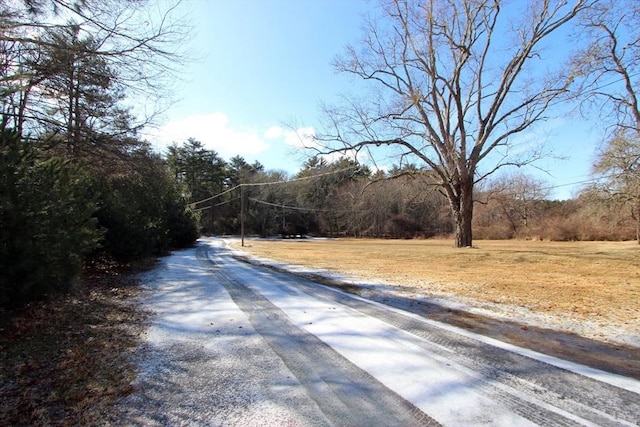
116, 238, 640, 426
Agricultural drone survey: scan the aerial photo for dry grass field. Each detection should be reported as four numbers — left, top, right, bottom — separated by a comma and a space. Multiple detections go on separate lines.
235, 238, 639, 335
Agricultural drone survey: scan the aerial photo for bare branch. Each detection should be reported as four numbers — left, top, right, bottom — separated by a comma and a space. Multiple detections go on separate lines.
316, 0, 588, 246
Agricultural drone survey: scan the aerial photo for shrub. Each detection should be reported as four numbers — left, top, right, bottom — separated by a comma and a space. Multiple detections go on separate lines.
0, 130, 101, 309
383, 214, 424, 239
93, 150, 198, 262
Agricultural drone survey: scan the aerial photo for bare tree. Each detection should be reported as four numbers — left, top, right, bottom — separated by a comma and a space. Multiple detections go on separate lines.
593, 131, 640, 242
315, 0, 590, 247
573, 0, 640, 242
573, 0, 640, 135
487, 172, 550, 237
1, 0, 190, 140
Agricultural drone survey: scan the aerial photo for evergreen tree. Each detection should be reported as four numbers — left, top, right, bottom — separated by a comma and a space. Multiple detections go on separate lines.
96, 146, 198, 262
167, 139, 228, 233
0, 128, 101, 308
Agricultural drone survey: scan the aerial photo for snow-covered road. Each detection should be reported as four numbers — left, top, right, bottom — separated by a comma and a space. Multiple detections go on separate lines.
117, 238, 640, 426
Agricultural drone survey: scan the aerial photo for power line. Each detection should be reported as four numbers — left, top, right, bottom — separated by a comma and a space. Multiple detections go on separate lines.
190, 186, 237, 207
186, 69, 640, 209
539, 171, 625, 192
193, 197, 237, 212
248, 198, 324, 213
477, 171, 625, 201
248, 197, 365, 214
188, 165, 359, 207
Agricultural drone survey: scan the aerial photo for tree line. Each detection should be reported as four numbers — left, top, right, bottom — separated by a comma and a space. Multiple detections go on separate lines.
170, 138, 637, 243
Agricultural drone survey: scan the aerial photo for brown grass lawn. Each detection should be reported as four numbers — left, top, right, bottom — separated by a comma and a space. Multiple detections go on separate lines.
235, 239, 640, 329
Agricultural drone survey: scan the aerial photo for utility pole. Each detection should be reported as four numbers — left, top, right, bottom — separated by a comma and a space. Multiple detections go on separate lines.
282, 205, 286, 233
240, 183, 245, 247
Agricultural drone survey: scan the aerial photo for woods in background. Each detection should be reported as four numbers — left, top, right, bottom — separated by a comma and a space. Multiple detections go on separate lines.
170, 140, 637, 243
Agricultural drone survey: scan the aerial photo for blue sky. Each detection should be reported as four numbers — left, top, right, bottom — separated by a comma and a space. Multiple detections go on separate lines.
147, 0, 602, 200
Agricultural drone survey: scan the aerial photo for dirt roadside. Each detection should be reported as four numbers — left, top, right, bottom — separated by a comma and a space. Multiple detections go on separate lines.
0, 260, 151, 426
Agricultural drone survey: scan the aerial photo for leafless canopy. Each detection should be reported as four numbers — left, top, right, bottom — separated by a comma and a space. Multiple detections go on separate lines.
0, 0, 191, 139
572, 0, 640, 242
317, 0, 590, 246
573, 0, 640, 135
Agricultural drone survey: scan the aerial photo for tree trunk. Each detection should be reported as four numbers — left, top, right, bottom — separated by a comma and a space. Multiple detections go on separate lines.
636, 198, 639, 245
452, 180, 474, 248
67, 61, 75, 154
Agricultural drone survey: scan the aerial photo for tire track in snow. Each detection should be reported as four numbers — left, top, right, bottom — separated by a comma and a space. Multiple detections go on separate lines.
205, 240, 640, 426
197, 245, 440, 427
274, 273, 640, 426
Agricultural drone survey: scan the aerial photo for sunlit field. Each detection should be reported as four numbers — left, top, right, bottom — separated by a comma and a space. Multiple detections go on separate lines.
234, 238, 639, 328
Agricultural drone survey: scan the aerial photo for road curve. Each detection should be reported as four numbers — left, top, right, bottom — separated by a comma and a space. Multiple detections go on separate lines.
117, 238, 640, 426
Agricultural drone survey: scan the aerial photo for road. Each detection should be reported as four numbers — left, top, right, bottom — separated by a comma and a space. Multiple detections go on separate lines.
116, 238, 640, 426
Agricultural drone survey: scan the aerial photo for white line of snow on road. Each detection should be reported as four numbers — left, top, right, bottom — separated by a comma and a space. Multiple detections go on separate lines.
317, 283, 640, 396
223, 238, 640, 395
231, 260, 613, 426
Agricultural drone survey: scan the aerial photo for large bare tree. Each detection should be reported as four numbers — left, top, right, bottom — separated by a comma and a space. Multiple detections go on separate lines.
573, 0, 640, 242
592, 132, 640, 242
316, 0, 590, 247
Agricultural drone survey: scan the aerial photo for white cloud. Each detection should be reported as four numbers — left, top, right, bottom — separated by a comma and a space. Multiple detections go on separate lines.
283, 126, 317, 149
264, 126, 284, 139
147, 112, 269, 157
271, 126, 369, 165
263, 125, 317, 149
